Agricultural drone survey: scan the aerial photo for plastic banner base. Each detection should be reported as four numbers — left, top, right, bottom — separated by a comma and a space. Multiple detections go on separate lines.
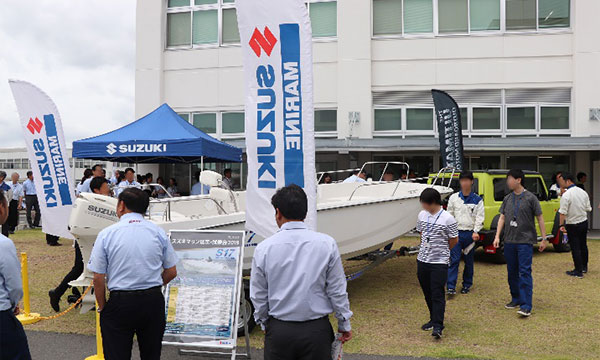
17, 313, 41, 325
84, 355, 104, 360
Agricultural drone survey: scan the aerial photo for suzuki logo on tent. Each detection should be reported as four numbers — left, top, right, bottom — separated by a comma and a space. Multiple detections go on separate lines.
106, 143, 117, 155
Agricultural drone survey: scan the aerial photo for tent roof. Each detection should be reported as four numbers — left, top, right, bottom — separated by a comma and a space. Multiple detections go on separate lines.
72, 103, 242, 163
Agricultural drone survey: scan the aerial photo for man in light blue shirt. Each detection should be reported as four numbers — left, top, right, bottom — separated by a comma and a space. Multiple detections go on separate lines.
88, 188, 177, 359
342, 170, 367, 183
8, 172, 24, 234
115, 167, 141, 197
79, 164, 104, 193
250, 184, 353, 359
0, 189, 32, 359
22, 171, 40, 228
190, 171, 210, 195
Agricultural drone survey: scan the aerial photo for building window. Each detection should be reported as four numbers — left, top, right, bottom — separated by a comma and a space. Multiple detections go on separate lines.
507, 106, 535, 130
308, 1, 337, 38
438, 0, 468, 34
406, 108, 433, 131
404, 0, 433, 34
538, 0, 570, 28
193, 113, 217, 134
222, 112, 245, 134
460, 108, 468, 130
472, 107, 501, 130
372, 0, 568, 38
540, 106, 569, 130
315, 109, 337, 132
373, 0, 403, 36
374, 109, 402, 131
470, 0, 501, 31
177, 113, 190, 122
166, 0, 239, 48
506, 0, 536, 30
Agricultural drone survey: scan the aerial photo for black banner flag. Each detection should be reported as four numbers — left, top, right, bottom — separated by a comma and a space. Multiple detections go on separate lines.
432, 89, 464, 171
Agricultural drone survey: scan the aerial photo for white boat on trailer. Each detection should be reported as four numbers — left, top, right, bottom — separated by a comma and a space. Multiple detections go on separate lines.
67, 162, 453, 330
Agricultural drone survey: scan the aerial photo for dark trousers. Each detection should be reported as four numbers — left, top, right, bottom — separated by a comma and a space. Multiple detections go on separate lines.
0, 309, 32, 360
504, 243, 533, 311
417, 260, 447, 331
53, 242, 83, 299
7, 200, 19, 232
100, 288, 165, 360
46, 234, 59, 245
447, 231, 474, 290
25, 195, 40, 227
566, 220, 589, 273
265, 316, 334, 360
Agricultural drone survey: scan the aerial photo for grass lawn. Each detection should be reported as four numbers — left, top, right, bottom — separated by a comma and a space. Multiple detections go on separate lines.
12, 229, 600, 359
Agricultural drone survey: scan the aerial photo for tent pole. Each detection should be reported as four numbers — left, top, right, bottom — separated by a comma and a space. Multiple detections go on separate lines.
188, 164, 192, 195
200, 156, 204, 195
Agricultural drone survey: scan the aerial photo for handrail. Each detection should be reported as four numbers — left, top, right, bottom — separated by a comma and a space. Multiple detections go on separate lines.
430, 167, 457, 188
147, 194, 230, 222
316, 168, 361, 183
359, 161, 410, 182
347, 179, 412, 201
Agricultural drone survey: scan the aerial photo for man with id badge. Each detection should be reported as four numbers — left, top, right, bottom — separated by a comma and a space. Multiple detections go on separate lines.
493, 169, 548, 318
446, 171, 484, 295
415, 188, 458, 339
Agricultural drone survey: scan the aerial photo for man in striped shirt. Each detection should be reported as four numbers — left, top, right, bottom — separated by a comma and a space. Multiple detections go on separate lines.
416, 188, 458, 339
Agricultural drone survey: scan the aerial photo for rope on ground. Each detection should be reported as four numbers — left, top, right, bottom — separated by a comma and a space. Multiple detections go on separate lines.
35, 282, 93, 321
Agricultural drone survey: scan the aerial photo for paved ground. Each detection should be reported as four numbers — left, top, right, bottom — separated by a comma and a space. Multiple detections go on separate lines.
26, 330, 454, 360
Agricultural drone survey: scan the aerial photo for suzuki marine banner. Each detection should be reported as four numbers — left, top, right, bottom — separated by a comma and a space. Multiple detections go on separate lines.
236, 0, 317, 237
432, 89, 465, 172
9, 80, 75, 239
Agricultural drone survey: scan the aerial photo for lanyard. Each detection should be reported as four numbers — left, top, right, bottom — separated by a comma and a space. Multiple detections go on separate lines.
425, 210, 443, 238
512, 192, 522, 220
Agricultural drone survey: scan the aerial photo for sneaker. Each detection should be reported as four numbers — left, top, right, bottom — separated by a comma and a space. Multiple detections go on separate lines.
517, 308, 531, 317
432, 328, 443, 339
505, 301, 520, 309
566, 270, 583, 278
582, 268, 588, 274
446, 288, 456, 296
48, 290, 60, 312
460, 287, 471, 294
421, 322, 433, 331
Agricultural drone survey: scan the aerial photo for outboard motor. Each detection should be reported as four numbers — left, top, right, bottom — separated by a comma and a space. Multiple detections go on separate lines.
68, 193, 119, 312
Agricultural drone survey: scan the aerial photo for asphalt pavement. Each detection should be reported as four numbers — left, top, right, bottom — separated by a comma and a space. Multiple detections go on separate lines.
25, 330, 453, 360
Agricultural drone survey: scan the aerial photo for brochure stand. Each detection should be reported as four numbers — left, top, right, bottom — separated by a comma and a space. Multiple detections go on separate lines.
162, 230, 250, 359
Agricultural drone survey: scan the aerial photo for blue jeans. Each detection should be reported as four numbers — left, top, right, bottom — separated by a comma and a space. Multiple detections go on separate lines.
504, 243, 533, 311
447, 231, 474, 290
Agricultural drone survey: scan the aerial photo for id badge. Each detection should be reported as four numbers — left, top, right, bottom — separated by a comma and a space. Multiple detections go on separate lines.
422, 237, 431, 251
510, 220, 518, 227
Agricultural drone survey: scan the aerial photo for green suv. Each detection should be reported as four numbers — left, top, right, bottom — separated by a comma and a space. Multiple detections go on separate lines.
428, 170, 569, 263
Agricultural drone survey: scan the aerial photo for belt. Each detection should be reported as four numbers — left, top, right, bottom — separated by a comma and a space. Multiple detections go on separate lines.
110, 286, 162, 295
270, 315, 328, 324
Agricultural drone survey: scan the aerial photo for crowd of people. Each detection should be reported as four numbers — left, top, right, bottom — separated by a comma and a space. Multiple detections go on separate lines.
0, 165, 596, 358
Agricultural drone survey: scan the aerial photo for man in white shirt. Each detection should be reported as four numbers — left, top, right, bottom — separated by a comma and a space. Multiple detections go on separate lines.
116, 168, 141, 197
342, 170, 366, 183
7, 173, 23, 234
558, 172, 592, 278
222, 169, 234, 190
446, 171, 484, 295
80, 164, 104, 193
190, 171, 210, 195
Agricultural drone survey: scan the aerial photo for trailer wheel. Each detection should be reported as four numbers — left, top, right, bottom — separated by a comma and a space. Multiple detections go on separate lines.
237, 286, 256, 337
553, 241, 571, 253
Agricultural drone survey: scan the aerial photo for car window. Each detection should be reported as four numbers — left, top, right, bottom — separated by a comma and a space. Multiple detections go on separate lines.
493, 176, 548, 202
524, 176, 548, 201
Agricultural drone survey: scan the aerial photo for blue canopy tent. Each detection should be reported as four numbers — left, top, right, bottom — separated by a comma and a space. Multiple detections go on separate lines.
72, 103, 242, 163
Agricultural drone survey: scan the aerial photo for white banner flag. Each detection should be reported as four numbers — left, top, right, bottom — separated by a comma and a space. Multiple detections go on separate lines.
9, 80, 75, 239
236, 0, 317, 238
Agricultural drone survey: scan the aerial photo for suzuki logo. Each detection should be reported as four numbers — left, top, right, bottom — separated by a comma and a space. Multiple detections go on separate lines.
249, 26, 277, 57
106, 143, 117, 155
27, 117, 43, 134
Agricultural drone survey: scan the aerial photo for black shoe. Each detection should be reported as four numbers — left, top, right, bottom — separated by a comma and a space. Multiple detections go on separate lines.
432, 328, 443, 339
582, 268, 588, 274
421, 322, 433, 331
8, 230, 14, 234
460, 287, 471, 294
566, 270, 583, 278
517, 308, 531, 317
48, 242, 62, 247
49, 290, 60, 312
446, 288, 456, 296
505, 301, 520, 309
